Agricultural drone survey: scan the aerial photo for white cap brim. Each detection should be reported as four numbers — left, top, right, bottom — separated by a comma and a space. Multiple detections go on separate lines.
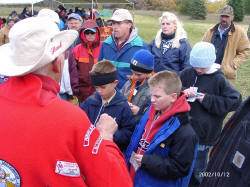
0, 30, 78, 76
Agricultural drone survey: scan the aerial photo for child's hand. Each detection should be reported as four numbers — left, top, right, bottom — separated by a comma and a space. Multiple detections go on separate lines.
196, 92, 205, 102
129, 103, 140, 115
184, 88, 196, 98
135, 154, 143, 166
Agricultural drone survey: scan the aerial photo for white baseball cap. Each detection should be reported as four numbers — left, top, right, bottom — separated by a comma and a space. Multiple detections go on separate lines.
0, 17, 78, 76
109, 9, 133, 22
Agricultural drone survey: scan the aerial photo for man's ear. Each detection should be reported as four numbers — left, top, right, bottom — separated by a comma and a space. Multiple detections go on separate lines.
52, 56, 61, 73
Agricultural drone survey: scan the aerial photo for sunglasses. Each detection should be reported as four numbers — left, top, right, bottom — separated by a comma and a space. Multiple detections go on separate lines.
84, 31, 96, 35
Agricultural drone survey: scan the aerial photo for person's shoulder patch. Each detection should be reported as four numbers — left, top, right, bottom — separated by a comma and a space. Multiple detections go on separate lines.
0, 159, 21, 186
55, 161, 80, 177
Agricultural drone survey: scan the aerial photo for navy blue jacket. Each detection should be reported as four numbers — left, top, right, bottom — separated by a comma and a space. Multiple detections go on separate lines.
149, 38, 191, 73
98, 29, 148, 89
80, 90, 136, 151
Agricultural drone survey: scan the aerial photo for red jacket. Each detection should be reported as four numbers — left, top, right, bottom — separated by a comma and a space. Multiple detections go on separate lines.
72, 20, 101, 103
0, 74, 132, 187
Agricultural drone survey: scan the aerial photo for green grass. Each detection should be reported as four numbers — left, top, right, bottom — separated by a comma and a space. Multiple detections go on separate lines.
235, 59, 250, 100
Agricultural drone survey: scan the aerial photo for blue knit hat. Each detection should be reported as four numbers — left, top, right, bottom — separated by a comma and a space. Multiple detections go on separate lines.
130, 49, 154, 73
190, 42, 216, 68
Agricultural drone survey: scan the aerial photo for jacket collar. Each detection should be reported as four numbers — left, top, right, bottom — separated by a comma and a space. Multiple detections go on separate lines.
0, 74, 59, 106
211, 22, 235, 33
89, 88, 127, 106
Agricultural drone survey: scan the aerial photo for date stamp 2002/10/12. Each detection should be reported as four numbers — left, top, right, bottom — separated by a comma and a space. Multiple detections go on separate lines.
199, 171, 230, 178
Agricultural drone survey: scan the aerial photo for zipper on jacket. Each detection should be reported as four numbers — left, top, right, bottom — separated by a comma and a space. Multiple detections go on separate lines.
93, 104, 105, 126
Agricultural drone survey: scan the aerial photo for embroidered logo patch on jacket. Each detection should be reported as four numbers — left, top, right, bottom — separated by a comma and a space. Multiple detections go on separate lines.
0, 159, 21, 186
55, 161, 80, 177
232, 151, 245, 168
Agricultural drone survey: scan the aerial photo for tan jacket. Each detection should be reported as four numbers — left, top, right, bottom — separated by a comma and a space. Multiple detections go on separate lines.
202, 23, 250, 82
0, 25, 10, 46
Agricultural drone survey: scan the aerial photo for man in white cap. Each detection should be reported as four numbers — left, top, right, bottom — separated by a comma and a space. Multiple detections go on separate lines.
0, 17, 132, 187
98, 8, 148, 89
202, 5, 250, 84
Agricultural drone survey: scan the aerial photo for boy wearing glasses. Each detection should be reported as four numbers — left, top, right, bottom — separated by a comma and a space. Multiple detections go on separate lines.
70, 19, 102, 103
125, 70, 197, 187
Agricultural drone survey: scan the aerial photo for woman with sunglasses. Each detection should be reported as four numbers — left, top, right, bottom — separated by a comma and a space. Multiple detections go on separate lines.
70, 19, 102, 103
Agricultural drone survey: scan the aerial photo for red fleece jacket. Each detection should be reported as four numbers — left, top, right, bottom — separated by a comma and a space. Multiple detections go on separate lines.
0, 74, 132, 187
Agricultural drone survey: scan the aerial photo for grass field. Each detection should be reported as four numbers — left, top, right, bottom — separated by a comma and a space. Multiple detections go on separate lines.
0, 6, 249, 100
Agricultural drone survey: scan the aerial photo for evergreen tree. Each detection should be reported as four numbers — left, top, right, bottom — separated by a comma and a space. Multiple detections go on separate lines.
244, 0, 250, 14
189, 0, 207, 20
228, 0, 245, 21
179, 0, 191, 15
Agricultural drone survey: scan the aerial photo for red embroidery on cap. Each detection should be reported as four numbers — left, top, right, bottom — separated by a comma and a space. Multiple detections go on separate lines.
51, 41, 62, 54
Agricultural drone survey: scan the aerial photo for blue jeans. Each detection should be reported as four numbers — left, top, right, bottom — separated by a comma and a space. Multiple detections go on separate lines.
189, 145, 211, 187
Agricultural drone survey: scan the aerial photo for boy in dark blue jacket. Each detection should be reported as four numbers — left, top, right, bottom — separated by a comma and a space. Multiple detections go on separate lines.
125, 70, 197, 187
80, 60, 135, 152
180, 42, 242, 186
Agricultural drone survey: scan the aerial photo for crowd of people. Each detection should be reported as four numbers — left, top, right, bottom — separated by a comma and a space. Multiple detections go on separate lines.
0, 4, 249, 187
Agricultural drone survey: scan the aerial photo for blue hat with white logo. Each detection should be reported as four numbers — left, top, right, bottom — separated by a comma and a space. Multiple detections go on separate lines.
130, 49, 154, 73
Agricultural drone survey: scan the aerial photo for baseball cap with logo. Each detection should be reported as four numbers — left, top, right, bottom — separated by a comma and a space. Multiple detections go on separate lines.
219, 5, 234, 16
109, 9, 133, 22
0, 17, 78, 76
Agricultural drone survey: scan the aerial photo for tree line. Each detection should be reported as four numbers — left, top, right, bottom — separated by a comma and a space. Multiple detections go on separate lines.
133, 0, 248, 21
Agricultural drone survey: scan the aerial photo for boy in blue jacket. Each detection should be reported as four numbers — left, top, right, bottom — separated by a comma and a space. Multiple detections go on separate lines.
80, 60, 136, 152
125, 70, 197, 187
180, 42, 242, 186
